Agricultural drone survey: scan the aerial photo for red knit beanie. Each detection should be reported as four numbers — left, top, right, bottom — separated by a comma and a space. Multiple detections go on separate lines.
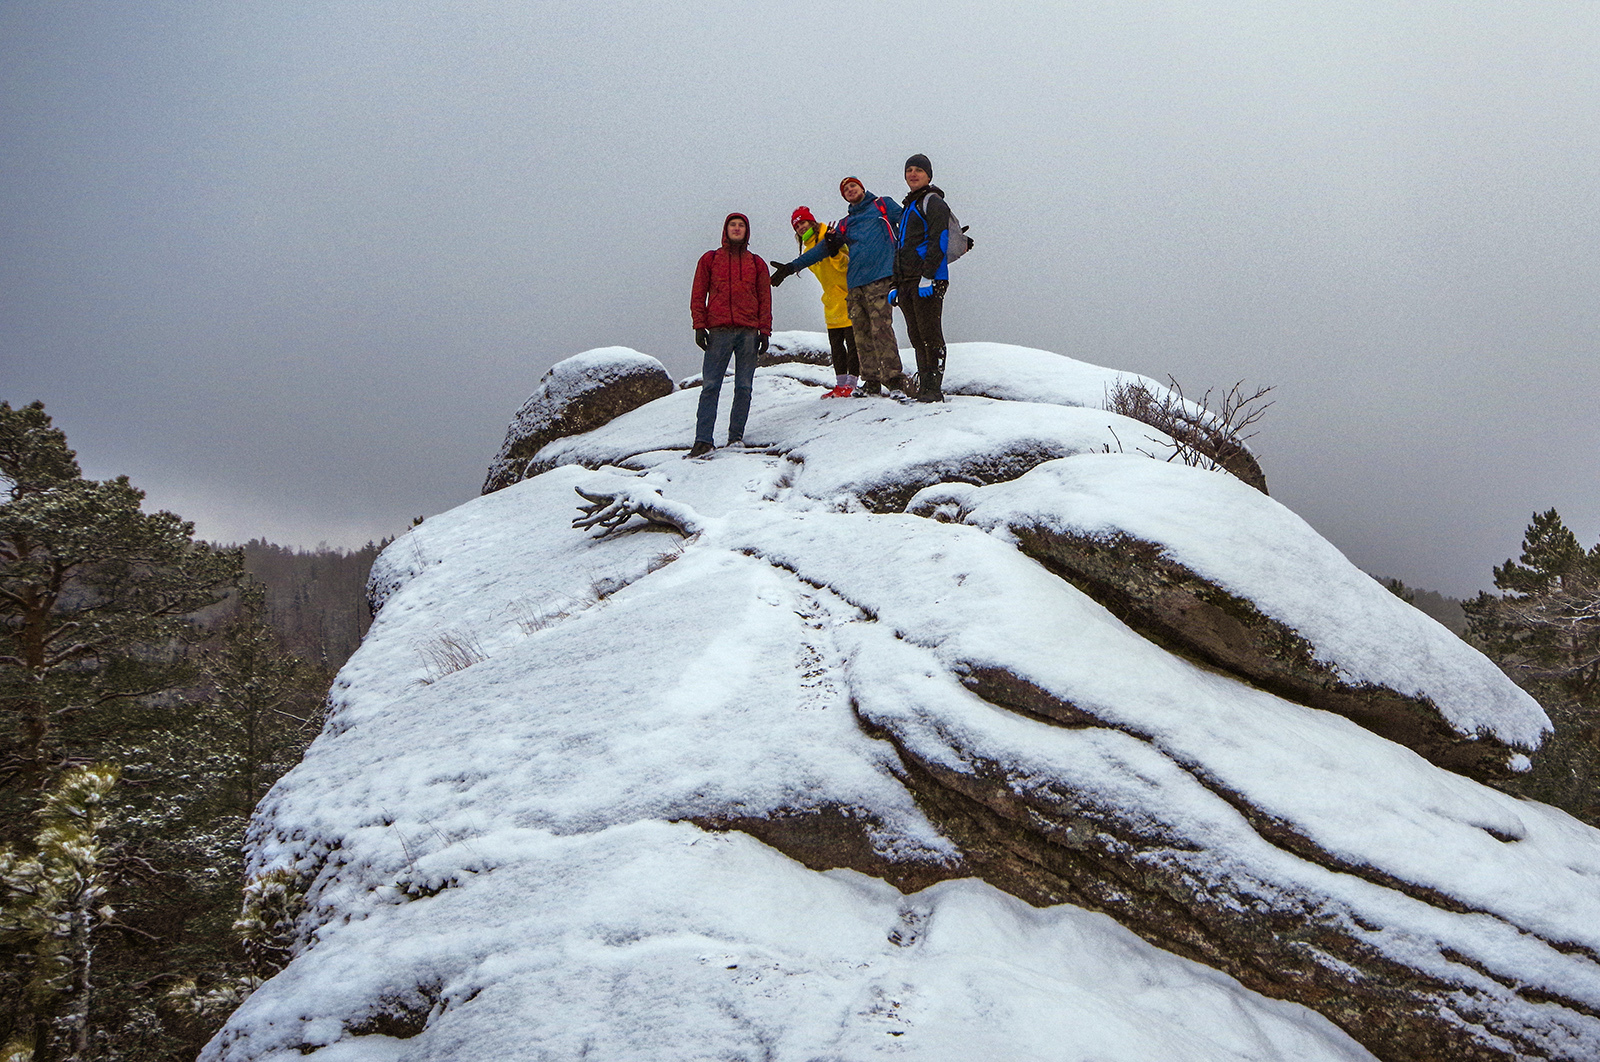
839, 176, 863, 198
790, 206, 817, 230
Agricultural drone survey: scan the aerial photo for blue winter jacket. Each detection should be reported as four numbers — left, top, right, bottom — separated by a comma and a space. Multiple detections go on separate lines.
788, 189, 903, 290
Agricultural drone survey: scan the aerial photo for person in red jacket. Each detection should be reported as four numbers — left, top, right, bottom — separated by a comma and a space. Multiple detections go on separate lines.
689, 212, 772, 457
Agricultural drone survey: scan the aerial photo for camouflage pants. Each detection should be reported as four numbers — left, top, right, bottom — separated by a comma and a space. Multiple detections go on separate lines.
846, 278, 904, 386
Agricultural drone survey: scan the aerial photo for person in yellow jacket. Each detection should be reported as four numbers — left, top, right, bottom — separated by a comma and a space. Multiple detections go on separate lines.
779, 206, 858, 398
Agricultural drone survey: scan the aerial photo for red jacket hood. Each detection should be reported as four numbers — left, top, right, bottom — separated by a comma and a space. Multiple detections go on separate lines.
721, 212, 751, 251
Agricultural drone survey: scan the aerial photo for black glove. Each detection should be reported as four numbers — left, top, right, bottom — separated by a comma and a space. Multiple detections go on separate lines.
757, 334, 769, 356
770, 263, 795, 287
695, 328, 709, 351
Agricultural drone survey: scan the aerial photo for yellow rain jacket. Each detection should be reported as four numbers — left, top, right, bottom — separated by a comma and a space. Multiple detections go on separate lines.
797, 224, 851, 330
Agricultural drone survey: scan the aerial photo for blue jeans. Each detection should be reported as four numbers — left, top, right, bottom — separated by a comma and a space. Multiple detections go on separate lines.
695, 328, 759, 444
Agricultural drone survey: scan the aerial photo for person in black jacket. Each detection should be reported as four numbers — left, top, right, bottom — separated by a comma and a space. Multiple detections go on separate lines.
892, 153, 953, 403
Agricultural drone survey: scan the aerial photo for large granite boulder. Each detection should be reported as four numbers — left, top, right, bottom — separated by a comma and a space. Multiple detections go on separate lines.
209, 348, 1595, 1062
481, 347, 672, 495
761, 328, 834, 368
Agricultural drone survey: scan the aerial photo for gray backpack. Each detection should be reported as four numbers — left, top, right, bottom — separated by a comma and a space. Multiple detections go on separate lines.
916, 193, 971, 264
941, 198, 972, 263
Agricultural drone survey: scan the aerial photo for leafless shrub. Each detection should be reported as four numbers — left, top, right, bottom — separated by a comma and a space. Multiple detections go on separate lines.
1103, 376, 1273, 489
1096, 425, 1127, 455
416, 628, 486, 682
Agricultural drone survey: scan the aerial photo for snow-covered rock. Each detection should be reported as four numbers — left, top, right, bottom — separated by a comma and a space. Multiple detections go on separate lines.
937, 342, 1269, 492
523, 367, 1178, 513
481, 347, 672, 494
909, 455, 1548, 779
762, 328, 834, 367
207, 345, 1594, 1062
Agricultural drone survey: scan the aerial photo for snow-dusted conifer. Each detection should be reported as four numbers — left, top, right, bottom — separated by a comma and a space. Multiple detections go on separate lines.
200, 584, 326, 816
0, 400, 242, 784
1491, 508, 1594, 596
1, 400, 248, 1055
1467, 508, 1600, 822
0, 763, 118, 1062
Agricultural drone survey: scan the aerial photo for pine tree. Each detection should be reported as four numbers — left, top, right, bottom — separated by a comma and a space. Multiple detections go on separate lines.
197, 583, 328, 818
157, 588, 327, 1041
0, 401, 244, 1059
1490, 508, 1591, 597
1468, 509, 1600, 706
0, 764, 119, 1062
45, 582, 330, 1061
1465, 509, 1600, 824
0, 402, 368, 1056
0, 401, 243, 785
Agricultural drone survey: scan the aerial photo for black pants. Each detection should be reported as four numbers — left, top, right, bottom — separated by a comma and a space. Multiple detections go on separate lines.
827, 326, 859, 377
899, 287, 946, 382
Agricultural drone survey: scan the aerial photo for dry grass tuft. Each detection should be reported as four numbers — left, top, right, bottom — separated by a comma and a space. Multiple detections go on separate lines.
416, 629, 487, 682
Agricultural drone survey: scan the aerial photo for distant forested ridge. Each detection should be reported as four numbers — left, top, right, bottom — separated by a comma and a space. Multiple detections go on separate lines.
235, 539, 387, 671
1376, 576, 1468, 635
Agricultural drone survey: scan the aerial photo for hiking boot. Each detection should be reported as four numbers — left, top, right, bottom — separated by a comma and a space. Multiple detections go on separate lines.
916, 372, 944, 403
860, 380, 882, 396
887, 388, 910, 403
819, 386, 849, 399
686, 440, 714, 459
725, 437, 744, 449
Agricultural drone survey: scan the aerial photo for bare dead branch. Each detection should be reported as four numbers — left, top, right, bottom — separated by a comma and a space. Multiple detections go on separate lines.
573, 484, 706, 539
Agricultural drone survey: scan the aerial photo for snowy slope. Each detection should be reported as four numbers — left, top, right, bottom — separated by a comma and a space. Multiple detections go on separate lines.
204, 341, 1595, 1062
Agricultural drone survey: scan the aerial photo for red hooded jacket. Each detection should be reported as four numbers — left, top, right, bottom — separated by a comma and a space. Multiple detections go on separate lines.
691, 213, 772, 333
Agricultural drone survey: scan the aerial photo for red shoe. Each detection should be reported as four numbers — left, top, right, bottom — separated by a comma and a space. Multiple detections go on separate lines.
820, 385, 849, 399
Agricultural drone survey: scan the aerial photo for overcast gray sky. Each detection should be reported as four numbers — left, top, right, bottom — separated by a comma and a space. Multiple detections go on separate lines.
3, 1, 1597, 597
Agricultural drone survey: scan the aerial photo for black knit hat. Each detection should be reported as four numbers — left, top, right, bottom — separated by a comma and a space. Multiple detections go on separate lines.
904, 153, 933, 178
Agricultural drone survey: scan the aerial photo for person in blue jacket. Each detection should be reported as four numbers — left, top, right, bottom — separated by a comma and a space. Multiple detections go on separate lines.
772, 177, 909, 397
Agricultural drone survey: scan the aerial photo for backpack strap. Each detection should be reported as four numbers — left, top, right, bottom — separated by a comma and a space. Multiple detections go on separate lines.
875, 198, 896, 243
905, 197, 923, 232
